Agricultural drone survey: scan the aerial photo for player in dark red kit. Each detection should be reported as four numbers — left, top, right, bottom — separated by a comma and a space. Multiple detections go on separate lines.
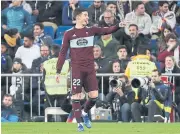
56, 8, 126, 132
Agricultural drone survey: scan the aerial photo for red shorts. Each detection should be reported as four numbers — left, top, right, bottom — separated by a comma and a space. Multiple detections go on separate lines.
71, 67, 98, 94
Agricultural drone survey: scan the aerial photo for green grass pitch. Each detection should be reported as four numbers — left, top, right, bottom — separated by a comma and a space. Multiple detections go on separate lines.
2, 123, 180, 134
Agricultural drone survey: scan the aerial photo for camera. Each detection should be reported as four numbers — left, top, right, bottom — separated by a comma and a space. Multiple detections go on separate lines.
131, 77, 151, 88
110, 78, 125, 88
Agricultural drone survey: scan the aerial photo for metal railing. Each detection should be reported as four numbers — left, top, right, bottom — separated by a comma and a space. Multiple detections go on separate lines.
1, 73, 180, 121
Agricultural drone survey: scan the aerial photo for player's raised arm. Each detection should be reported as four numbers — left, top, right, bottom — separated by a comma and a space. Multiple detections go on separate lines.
92, 21, 126, 35
56, 31, 70, 74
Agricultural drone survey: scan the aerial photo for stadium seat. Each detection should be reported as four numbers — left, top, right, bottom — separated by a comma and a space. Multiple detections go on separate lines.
56, 26, 72, 39
44, 26, 54, 39
175, 26, 180, 37
54, 39, 62, 46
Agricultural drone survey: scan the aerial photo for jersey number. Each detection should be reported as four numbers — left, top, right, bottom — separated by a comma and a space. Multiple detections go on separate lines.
73, 79, 81, 86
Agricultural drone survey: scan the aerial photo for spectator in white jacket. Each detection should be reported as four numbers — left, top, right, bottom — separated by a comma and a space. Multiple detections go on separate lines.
124, 1, 152, 36
150, 1, 176, 37
15, 33, 40, 69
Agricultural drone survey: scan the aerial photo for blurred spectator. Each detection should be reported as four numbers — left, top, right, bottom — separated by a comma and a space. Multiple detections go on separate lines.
88, 0, 106, 26
158, 25, 175, 53
15, 33, 40, 69
1, 42, 13, 74
114, 24, 150, 56
9, 58, 30, 101
1, 94, 19, 122
62, 0, 81, 26
3, 28, 21, 59
150, 1, 176, 37
9, 0, 32, 14
1, 0, 32, 36
37, 1, 63, 31
146, 48, 156, 62
133, 0, 158, 17
108, 60, 124, 92
125, 46, 157, 79
95, 25, 119, 60
106, 75, 135, 122
33, 23, 53, 46
100, 1, 121, 21
98, 9, 119, 27
116, 0, 131, 21
169, 2, 180, 25
161, 56, 180, 117
115, 45, 130, 70
124, 1, 152, 36
158, 33, 180, 67
93, 45, 110, 96
1, 42, 13, 98
93, 45, 110, 73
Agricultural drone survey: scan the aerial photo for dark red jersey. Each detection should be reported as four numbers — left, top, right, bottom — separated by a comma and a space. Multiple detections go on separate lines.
56, 25, 120, 73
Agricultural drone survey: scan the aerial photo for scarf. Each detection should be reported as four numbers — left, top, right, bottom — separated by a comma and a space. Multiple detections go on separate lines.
4, 34, 16, 47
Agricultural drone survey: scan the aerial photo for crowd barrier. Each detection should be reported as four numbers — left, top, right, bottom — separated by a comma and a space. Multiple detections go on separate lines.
1, 73, 180, 122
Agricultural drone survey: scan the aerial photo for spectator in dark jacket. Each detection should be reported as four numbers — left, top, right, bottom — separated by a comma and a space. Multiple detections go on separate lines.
115, 45, 130, 71
1, 0, 32, 36
1, 94, 19, 122
88, 0, 106, 26
62, 0, 82, 26
9, 58, 30, 101
37, 1, 63, 31
114, 24, 150, 56
161, 56, 180, 117
1, 42, 13, 98
33, 23, 53, 46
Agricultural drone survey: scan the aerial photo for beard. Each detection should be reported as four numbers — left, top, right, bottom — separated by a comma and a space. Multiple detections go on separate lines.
13, 68, 20, 73
130, 33, 137, 39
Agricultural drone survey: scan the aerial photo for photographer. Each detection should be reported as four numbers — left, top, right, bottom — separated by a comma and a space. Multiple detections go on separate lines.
106, 75, 135, 122
131, 69, 172, 122
148, 69, 172, 122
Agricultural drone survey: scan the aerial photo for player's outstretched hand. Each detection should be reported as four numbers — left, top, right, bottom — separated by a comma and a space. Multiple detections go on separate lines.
55, 74, 60, 83
119, 21, 126, 27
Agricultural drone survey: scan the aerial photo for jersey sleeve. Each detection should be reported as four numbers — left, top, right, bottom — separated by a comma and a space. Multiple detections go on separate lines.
56, 31, 70, 74
91, 24, 120, 35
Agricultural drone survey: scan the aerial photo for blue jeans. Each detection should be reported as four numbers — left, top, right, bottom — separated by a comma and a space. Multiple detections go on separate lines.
120, 103, 131, 122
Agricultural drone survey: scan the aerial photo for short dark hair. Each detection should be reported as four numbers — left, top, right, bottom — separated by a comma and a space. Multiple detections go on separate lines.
51, 45, 61, 57
107, 1, 116, 6
73, 8, 88, 19
129, 24, 138, 30
34, 23, 44, 30
158, 1, 169, 7
23, 32, 34, 40
137, 45, 148, 55
152, 69, 161, 76
119, 75, 129, 84
134, 1, 144, 9
164, 33, 177, 43
117, 45, 127, 52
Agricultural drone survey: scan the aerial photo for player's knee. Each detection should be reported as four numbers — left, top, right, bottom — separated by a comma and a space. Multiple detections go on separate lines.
71, 93, 82, 100
88, 90, 98, 98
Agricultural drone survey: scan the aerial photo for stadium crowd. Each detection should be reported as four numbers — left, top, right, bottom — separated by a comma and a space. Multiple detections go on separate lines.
1, 0, 180, 123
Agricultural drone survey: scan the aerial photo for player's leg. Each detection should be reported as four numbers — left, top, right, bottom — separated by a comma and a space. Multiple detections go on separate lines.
82, 70, 98, 128
71, 69, 84, 131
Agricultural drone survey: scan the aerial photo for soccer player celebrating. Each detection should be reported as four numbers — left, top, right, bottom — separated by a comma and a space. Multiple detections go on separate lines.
56, 8, 125, 132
